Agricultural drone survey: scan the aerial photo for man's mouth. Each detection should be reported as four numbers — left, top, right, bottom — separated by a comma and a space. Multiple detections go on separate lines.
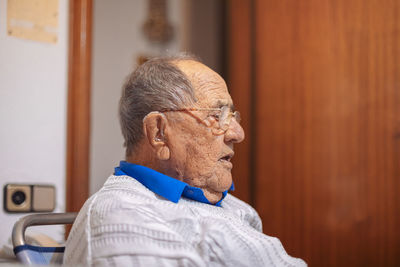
218, 152, 234, 164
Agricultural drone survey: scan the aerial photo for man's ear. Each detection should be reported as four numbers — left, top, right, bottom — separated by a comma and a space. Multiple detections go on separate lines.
143, 112, 170, 160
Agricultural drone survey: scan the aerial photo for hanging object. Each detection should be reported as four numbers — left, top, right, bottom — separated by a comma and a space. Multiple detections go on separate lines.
142, 0, 173, 44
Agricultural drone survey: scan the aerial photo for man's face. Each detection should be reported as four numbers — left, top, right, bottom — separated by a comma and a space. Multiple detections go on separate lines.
164, 60, 245, 203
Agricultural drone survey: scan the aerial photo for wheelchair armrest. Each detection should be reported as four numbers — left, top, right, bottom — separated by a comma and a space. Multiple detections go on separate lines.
12, 212, 77, 247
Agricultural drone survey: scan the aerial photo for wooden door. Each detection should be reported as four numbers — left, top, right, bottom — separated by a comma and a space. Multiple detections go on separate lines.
66, 0, 92, 236
228, 0, 400, 266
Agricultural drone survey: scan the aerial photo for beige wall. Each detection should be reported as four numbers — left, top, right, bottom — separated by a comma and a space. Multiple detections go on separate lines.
0, 0, 69, 246
89, 0, 223, 194
89, 0, 185, 194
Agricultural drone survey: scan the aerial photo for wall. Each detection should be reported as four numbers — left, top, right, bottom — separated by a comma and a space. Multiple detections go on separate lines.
0, 0, 69, 247
90, 0, 181, 194
182, 0, 224, 75
90, 0, 222, 194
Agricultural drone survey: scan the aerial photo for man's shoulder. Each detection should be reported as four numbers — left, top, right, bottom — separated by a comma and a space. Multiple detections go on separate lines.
75, 176, 263, 233
87, 175, 165, 220
68, 174, 184, 243
65, 176, 203, 266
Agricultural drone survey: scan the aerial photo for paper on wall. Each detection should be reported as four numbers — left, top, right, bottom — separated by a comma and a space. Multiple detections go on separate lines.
7, 0, 59, 44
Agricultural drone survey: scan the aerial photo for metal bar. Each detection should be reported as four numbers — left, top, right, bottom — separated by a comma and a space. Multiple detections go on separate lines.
12, 212, 78, 247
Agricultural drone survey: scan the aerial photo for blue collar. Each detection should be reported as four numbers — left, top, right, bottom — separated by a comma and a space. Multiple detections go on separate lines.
114, 161, 234, 206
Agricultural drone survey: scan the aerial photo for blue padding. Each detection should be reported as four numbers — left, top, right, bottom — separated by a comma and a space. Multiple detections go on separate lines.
14, 245, 65, 265
14, 244, 65, 254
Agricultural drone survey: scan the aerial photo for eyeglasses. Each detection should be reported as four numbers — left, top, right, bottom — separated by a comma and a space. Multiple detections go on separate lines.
159, 106, 241, 135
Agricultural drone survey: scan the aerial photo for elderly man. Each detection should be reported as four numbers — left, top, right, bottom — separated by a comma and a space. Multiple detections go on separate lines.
64, 55, 306, 266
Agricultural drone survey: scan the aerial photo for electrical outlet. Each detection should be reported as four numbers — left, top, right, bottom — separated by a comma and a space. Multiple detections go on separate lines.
3, 184, 55, 213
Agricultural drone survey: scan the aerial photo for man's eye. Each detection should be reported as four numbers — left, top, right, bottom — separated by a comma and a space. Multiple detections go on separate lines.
209, 113, 220, 121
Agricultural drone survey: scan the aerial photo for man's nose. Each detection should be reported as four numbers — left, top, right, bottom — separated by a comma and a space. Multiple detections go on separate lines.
224, 118, 245, 143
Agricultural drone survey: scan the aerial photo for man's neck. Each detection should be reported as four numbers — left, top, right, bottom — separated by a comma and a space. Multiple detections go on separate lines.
125, 145, 223, 205
126, 143, 161, 171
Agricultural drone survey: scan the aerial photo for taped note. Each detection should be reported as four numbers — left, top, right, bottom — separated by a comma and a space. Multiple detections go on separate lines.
7, 0, 59, 44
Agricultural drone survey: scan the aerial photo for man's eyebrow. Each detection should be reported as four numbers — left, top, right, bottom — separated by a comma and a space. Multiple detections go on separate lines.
214, 100, 234, 109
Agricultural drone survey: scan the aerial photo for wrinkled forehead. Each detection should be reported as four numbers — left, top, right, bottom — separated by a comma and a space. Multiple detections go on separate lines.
173, 60, 233, 108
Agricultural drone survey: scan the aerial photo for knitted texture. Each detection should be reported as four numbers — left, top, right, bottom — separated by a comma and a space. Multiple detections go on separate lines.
64, 175, 306, 266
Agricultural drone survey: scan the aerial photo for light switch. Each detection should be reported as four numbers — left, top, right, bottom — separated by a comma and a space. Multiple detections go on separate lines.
3, 184, 55, 213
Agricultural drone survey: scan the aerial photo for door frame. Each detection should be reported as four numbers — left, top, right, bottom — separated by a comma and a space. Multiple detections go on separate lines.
66, 0, 92, 214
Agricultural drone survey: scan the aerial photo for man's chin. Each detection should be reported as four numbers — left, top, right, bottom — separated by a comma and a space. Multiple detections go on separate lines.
202, 189, 224, 204
211, 173, 232, 193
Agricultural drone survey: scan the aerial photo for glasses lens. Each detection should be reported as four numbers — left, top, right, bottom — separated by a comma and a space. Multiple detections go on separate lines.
234, 111, 241, 124
219, 109, 241, 132
219, 106, 233, 131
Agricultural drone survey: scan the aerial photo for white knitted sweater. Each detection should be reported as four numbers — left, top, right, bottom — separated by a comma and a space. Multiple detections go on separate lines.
64, 175, 306, 266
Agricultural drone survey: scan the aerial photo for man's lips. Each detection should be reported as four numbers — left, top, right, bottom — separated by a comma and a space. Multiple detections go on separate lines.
218, 152, 234, 166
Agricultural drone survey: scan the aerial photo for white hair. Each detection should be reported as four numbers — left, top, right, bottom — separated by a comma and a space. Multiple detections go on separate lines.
119, 54, 199, 156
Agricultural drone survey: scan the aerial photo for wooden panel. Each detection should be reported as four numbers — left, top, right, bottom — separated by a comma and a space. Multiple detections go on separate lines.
66, 0, 92, 216
254, 0, 400, 266
227, 0, 252, 203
